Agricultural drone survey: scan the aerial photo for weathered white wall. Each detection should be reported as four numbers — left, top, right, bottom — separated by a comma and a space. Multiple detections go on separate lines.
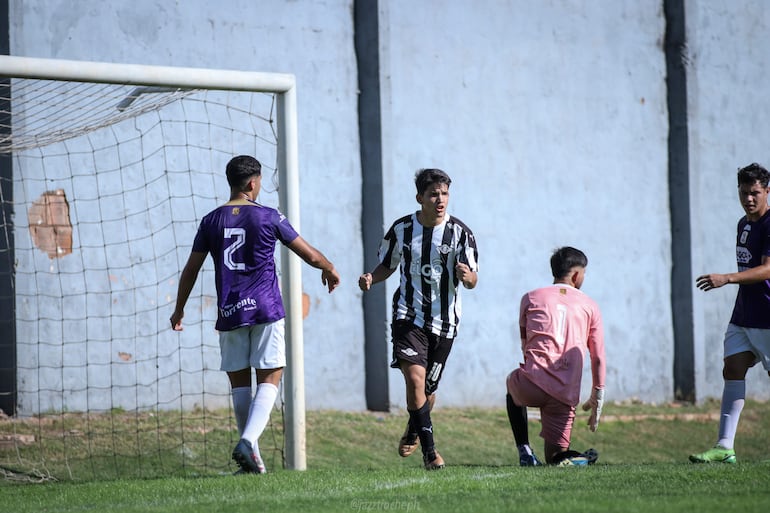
9, 0, 768, 411
10, 0, 367, 410
686, 0, 770, 400
380, 1, 672, 407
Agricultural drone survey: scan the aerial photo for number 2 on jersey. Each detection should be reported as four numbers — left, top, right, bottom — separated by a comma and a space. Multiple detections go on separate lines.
224, 227, 246, 271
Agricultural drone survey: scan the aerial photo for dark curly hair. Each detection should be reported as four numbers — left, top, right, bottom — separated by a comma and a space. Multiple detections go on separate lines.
737, 162, 770, 188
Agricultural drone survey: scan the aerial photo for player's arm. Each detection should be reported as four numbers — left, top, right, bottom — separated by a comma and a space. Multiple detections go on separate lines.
286, 235, 340, 293
170, 251, 207, 331
361, 222, 402, 291
456, 234, 479, 289
581, 310, 606, 432
359, 263, 396, 291
696, 255, 770, 290
519, 294, 529, 354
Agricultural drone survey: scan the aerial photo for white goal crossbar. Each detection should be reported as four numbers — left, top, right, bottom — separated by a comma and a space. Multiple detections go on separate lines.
0, 55, 307, 471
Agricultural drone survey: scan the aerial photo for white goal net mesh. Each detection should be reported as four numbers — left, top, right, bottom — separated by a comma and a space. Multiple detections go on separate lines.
0, 75, 287, 481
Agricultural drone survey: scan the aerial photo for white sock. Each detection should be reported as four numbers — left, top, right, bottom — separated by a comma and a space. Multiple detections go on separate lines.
241, 382, 279, 459
717, 380, 745, 450
231, 386, 252, 436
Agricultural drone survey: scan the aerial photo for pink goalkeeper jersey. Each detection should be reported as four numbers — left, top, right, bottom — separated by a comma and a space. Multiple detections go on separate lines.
518, 284, 605, 407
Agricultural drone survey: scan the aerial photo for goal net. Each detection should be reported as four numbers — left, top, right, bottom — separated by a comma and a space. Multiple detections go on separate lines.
0, 56, 306, 481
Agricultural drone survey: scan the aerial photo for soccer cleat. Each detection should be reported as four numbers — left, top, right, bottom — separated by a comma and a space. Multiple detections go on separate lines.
400, 395, 436, 457
423, 451, 445, 470
689, 445, 737, 464
399, 434, 419, 458
398, 425, 420, 458
557, 448, 599, 467
557, 455, 590, 467
519, 453, 541, 467
232, 439, 267, 474
519, 452, 542, 467
582, 448, 599, 465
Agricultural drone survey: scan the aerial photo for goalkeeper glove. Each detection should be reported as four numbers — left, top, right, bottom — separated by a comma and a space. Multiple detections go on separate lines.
581, 388, 605, 432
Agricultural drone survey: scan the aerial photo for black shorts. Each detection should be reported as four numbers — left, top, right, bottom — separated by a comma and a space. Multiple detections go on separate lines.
390, 319, 455, 395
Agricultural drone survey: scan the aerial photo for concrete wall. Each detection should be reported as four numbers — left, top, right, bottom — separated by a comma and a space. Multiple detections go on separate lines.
380, 1, 672, 407
10, 0, 367, 410
8, 0, 769, 411
687, 0, 770, 400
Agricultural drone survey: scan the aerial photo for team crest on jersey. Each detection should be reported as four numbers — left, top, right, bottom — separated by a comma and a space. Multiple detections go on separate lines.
736, 246, 752, 264
437, 244, 452, 254
232, 207, 240, 215
740, 226, 750, 244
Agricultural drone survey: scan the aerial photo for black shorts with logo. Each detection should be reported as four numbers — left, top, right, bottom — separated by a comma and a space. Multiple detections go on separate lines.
390, 319, 455, 395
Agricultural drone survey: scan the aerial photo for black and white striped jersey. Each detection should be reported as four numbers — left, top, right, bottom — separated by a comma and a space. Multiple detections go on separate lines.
378, 212, 479, 338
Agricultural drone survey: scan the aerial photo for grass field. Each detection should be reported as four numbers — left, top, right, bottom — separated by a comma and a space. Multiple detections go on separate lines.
2, 400, 770, 512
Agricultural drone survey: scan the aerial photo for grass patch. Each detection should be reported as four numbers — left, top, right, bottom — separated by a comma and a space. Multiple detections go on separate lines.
2, 400, 770, 512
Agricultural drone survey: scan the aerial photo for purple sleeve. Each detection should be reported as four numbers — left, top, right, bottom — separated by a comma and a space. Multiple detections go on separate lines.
275, 211, 299, 245
191, 223, 210, 253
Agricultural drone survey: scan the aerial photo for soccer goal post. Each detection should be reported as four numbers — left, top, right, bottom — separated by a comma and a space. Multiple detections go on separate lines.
0, 55, 307, 477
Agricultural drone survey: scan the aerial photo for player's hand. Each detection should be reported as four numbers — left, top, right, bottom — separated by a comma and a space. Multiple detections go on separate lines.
358, 273, 373, 291
695, 273, 728, 291
455, 262, 476, 288
581, 388, 605, 432
170, 310, 184, 331
322, 268, 340, 293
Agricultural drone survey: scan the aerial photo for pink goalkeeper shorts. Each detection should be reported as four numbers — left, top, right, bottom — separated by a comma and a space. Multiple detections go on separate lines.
506, 368, 576, 450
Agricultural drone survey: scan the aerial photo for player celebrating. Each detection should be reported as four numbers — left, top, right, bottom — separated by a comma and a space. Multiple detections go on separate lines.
506, 246, 605, 466
170, 155, 339, 474
359, 168, 478, 470
689, 162, 770, 464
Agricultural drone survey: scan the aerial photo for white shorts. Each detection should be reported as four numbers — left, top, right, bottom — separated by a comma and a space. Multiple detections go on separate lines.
724, 323, 770, 371
218, 319, 286, 371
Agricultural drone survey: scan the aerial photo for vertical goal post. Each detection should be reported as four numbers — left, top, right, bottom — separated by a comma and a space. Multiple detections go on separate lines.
0, 55, 307, 471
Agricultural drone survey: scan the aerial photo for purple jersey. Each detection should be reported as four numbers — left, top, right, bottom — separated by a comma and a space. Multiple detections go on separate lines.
192, 201, 299, 331
730, 209, 770, 329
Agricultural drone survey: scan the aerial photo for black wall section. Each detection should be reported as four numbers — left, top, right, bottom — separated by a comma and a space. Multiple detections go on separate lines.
665, 0, 695, 402
354, 0, 389, 411
0, 0, 16, 415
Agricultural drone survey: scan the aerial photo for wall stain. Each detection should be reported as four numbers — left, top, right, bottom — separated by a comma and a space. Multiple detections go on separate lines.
28, 189, 73, 259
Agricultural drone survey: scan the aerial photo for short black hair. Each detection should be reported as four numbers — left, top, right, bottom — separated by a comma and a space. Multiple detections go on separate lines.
226, 155, 262, 189
737, 162, 770, 188
550, 246, 588, 279
414, 168, 451, 195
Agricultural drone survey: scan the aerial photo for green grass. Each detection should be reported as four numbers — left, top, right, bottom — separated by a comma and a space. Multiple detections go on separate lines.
2, 400, 770, 512
3, 463, 770, 513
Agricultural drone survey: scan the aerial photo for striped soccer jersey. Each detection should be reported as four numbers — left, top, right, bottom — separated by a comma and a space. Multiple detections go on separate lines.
378, 212, 479, 338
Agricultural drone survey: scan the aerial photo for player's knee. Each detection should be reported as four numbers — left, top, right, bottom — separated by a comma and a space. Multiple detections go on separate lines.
723, 351, 756, 377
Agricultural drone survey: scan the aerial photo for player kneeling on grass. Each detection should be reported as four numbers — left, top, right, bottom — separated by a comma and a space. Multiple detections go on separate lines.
505, 246, 606, 466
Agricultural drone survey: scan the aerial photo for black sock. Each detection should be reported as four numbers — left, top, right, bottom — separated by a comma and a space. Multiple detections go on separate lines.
405, 418, 417, 439
408, 400, 435, 459
506, 393, 529, 447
